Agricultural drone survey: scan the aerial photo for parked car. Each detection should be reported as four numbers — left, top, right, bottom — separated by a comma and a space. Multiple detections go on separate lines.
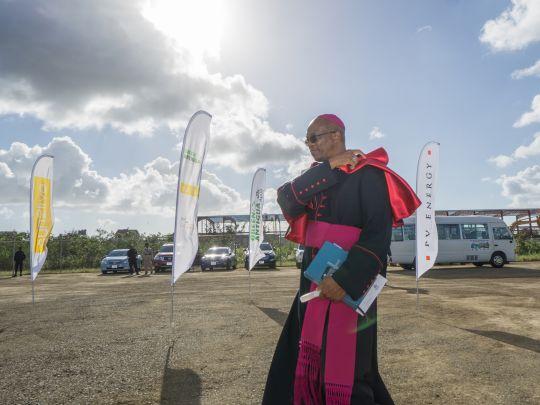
153, 243, 173, 273
100, 249, 142, 274
295, 245, 305, 269
201, 246, 237, 271
244, 242, 277, 269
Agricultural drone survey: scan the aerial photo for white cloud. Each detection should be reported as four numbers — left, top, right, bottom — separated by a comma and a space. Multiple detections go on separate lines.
488, 132, 540, 167
369, 126, 386, 140
0, 0, 310, 173
0, 137, 109, 206
0, 137, 265, 217
0, 206, 14, 219
480, 0, 540, 52
263, 188, 280, 214
417, 25, 432, 33
511, 60, 540, 79
514, 94, 540, 127
0, 161, 14, 178
513, 132, 540, 158
496, 165, 540, 207
488, 154, 515, 168
97, 218, 118, 231
208, 115, 308, 173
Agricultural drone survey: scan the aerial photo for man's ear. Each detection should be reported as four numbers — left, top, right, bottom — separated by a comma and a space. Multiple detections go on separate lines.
332, 130, 344, 144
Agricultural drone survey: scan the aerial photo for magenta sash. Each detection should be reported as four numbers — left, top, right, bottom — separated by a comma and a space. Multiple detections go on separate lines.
294, 220, 362, 405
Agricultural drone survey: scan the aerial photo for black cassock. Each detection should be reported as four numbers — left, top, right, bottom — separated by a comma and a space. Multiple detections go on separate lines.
262, 161, 395, 405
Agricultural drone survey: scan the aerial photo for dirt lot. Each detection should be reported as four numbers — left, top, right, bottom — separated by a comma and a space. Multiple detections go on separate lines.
1, 263, 539, 405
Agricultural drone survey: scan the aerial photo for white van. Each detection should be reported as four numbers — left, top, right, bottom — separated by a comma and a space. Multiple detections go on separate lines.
390, 216, 516, 269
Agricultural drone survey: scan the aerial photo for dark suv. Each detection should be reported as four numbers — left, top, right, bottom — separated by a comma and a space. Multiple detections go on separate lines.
153, 243, 173, 273
244, 242, 277, 269
201, 246, 237, 271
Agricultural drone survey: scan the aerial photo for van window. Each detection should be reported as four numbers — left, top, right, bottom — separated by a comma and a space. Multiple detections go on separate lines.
461, 223, 489, 239
437, 224, 461, 240
404, 224, 416, 240
391, 227, 404, 242
493, 227, 512, 240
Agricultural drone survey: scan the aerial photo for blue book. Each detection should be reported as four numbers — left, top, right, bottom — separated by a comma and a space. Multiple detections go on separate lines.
302, 241, 387, 315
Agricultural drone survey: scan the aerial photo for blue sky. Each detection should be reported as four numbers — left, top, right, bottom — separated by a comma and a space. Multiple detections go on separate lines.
0, 0, 539, 234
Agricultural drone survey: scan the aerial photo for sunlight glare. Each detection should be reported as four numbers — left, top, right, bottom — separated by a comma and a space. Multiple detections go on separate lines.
141, 0, 225, 59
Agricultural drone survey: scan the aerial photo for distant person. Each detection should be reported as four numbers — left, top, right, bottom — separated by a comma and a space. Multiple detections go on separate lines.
127, 246, 139, 276
13, 247, 25, 277
142, 243, 154, 276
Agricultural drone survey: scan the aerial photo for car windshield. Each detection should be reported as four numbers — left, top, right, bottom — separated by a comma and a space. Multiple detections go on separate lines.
207, 247, 229, 255
159, 245, 173, 253
109, 250, 128, 257
260, 243, 272, 250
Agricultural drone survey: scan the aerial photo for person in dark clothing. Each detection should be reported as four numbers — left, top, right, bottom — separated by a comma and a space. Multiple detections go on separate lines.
127, 247, 139, 276
262, 114, 420, 405
13, 247, 25, 277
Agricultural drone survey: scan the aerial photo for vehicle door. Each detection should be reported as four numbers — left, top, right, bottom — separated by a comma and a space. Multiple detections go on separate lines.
461, 223, 491, 262
491, 224, 516, 261
389, 227, 404, 263
436, 223, 462, 263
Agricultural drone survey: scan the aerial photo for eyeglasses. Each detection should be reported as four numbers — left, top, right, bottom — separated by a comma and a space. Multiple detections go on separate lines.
304, 130, 336, 145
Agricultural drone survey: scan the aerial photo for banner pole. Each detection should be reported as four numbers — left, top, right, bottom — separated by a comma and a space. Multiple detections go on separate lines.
170, 280, 174, 328
32, 276, 35, 306
248, 269, 252, 303
416, 277, 419, 312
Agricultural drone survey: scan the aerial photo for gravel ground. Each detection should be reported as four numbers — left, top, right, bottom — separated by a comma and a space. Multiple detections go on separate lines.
0, 263, 539, 404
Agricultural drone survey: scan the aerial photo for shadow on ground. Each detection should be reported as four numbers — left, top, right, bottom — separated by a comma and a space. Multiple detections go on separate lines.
161, 343, 202, 405
256, 306, 288, 326
386, 284, 429, 294
464, 329, 540, 354
397, 266, 540, 279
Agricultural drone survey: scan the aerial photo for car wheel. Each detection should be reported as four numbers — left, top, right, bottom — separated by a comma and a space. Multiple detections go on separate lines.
270, 262, 276, 269
226, 261, 231, 270
473, 263, 483, 267
296, 262, 301, 269
101, 271, 107, 275
490, 252, 505, 268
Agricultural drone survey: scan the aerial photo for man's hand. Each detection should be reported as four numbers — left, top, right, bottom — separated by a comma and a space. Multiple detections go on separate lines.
329, 149, 366, 169
318, 276, 346, 302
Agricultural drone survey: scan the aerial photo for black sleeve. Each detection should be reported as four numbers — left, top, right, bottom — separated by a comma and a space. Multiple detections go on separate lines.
277, 161, 339, 218
332, 167, 393, 300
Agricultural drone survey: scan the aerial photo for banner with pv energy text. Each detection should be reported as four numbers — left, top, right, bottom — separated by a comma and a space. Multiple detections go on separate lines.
172, 111, 211, 284
30, 155, 54, 281
415, 141, 440, 279
248, 168, 266, 271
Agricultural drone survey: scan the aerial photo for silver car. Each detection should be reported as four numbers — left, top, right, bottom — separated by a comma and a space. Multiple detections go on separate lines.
295, 245, 304, 269
100, 249, 142, 274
